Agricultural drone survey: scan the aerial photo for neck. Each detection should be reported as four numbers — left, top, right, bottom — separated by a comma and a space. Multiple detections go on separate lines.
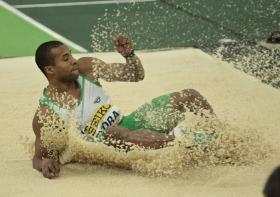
48, 78, 77, 92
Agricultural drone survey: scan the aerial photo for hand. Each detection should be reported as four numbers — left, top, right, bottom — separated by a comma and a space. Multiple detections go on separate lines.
115, 35, 134, 57
41, 159, 60, 179
77, 57, 94, 75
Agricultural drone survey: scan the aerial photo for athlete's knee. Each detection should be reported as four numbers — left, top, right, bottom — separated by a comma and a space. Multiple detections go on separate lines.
180, 89, 202, 98
171, 89, 202, 102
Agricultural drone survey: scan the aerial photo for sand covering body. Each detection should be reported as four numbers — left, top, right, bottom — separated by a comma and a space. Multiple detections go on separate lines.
1, 49, 280, 197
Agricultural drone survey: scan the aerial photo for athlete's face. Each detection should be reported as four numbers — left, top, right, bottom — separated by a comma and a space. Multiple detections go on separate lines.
48, 45, 79, 81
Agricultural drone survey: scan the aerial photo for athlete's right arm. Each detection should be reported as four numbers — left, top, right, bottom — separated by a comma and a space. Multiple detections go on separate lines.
32, 107, 60, 179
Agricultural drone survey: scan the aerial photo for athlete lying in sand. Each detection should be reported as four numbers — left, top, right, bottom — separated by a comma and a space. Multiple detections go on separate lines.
32, 35, 214, 178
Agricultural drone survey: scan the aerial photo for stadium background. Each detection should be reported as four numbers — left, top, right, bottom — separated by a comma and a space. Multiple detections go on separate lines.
0, 0, 279, 57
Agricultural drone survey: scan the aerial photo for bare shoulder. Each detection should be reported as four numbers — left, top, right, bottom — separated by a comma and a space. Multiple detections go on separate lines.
32, 105, 50, 137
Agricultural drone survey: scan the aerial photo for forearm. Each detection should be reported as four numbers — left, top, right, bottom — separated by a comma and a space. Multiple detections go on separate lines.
77, 54, 144, 82
104, 54, 144, 82
32, 156, 43, 171
124, 54, 145, 81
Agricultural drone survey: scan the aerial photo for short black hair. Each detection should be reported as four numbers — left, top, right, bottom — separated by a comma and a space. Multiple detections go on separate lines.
35, 41, 64, 76
263, 166, 280, 197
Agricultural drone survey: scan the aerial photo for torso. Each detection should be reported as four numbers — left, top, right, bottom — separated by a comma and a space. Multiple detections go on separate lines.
39, 75, 122, 143
45, 81, 81, 108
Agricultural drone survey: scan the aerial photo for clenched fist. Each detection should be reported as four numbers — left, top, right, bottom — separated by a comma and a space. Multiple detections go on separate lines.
77, 57, 94, 75
115, 35, 134, 57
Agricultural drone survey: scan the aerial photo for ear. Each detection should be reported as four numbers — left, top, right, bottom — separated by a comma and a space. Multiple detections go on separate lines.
44, 65, 55, 76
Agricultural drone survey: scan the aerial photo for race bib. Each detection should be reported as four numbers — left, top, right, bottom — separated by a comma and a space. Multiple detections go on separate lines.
83, 104, 121, 142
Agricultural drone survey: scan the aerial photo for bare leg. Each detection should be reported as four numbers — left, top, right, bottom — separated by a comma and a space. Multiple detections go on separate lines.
169, 89, 214, 116
104, 125, 175, 150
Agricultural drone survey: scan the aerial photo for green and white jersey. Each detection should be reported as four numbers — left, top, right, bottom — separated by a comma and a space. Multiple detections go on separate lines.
39, 75, 122, 142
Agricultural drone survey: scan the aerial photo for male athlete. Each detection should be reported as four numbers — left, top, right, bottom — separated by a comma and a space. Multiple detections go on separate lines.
32, 35, 214, 178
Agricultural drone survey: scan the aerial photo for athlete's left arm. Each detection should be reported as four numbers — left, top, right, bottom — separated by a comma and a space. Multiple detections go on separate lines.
77, 36, 144, 82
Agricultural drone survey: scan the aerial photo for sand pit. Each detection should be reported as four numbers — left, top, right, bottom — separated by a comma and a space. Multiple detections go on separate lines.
1, 48, 280, 196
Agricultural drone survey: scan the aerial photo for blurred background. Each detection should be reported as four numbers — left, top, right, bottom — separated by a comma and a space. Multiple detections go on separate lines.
0, 0, 279, 56
0, 0, 279, 88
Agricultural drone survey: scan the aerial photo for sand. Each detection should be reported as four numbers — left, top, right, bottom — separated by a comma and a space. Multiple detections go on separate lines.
1, 48, 280, 196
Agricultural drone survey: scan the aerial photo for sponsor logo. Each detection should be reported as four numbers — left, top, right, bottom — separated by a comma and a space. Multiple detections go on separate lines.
101, 110, 120, 130
93, 96, 101, 104
84, 105, 120, 139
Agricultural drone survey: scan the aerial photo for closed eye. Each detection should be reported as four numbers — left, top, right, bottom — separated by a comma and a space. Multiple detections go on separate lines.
62, 50, 72, 61
63, 54, 70, 61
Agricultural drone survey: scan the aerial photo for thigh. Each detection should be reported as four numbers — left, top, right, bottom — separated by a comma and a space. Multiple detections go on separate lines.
120, 93, 184, 133
169, 89, 214, 114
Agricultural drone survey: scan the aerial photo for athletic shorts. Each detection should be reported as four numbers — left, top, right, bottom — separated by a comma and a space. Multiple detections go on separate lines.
120, 93, 184, 133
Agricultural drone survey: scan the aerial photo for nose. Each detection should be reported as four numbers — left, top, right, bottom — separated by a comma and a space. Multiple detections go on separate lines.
70, 56, 78, 70
71, 56, 77, 65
